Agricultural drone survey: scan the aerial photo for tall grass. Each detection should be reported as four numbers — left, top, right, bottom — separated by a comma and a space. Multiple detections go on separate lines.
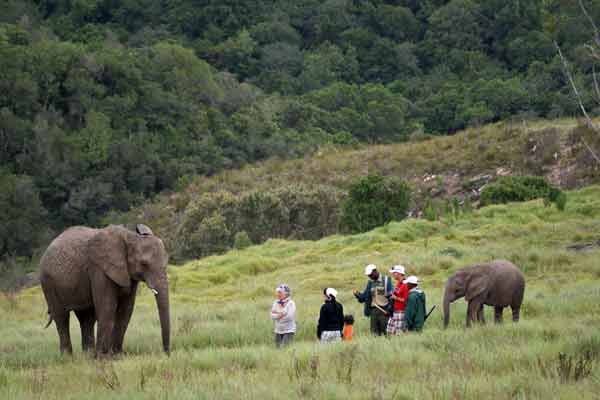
2, 186, 600, 399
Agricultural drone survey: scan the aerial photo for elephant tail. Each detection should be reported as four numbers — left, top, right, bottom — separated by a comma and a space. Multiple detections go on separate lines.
44, 313, 53, 328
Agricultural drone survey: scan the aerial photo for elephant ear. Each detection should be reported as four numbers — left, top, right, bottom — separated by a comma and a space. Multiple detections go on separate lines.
465, 273, 488, 302
88, 229, 131, 288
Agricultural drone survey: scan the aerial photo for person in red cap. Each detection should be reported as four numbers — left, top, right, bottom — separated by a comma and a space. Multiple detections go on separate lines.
387, 265, 409, 335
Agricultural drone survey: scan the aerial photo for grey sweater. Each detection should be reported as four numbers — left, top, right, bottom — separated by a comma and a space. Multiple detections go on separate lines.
271, 299, 297, 334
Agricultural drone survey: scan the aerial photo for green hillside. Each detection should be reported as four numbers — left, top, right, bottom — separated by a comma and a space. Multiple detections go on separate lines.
1, 185, 599, 399
115, 118, 600, 262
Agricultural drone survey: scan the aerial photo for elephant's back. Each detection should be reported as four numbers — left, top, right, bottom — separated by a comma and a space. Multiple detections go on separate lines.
489, 259, 525, 305
40, 227, 98, 279
489, 260, 525, 281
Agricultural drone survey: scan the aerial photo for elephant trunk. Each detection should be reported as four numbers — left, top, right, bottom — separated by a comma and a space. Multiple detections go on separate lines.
443, 288, 451, 329
149, 276, 170, 355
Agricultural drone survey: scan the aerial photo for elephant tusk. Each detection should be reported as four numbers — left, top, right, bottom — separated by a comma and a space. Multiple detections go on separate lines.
151, 288, 159, 295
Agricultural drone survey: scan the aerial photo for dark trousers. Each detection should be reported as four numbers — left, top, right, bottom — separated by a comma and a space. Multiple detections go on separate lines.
274, 332, 294, 347
370, 307, 389, 336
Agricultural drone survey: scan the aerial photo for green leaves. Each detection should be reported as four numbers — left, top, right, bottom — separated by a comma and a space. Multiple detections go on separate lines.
176, 185, 343, 259
341, 175, 412, 234
0, 172, 48, 257
480, 176, 567, 211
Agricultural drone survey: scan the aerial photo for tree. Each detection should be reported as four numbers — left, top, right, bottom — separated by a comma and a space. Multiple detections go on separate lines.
422, 0, 485, 69
553, 0, 600, 164
0, 172, 48, 257
299, 42, 358, 92
341, 175, 411, 233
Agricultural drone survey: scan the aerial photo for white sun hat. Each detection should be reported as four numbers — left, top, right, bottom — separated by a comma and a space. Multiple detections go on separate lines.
403, 275, 419, 285
389, 265, 406, 275
364, 264, 377, 275
325, 288, 338, 298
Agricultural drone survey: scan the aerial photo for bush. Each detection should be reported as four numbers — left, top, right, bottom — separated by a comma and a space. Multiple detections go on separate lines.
0, 173, 49, 257
233, 231, 252, 250
176, 184, 344, 259
480, 176, 567, 210
422, 197, 439, 221
341, 175, 411, 233
187, 212, 231, 258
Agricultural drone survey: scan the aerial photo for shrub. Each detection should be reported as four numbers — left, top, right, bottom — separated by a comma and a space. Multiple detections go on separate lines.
233, 231, 252, 250
422, 197, 439, 221
273, 184, 343, 240
187, 212, 231, 258
176, 184, 343, 259
480, 176, 567, 210
341, 175, 411, 233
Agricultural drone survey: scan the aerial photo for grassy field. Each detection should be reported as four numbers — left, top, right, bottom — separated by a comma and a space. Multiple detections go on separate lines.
2, 185, 600, 399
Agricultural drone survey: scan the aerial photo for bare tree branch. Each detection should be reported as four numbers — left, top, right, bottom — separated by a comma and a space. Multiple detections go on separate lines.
593, 65, 600, 105
554, 40, 600, 164
582, 136, 600, 163
585, 43, 600, 61
579, 0, 600, 48
554, 41, 595, 125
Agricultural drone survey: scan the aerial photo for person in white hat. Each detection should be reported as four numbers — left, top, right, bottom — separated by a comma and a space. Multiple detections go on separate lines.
353, 264, 394, 336
317, 287, 344, 344
386, 265, 409, 335
403, 276, 427, 332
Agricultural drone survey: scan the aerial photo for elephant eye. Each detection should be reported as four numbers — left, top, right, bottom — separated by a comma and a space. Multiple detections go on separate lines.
140, 261, 150, 269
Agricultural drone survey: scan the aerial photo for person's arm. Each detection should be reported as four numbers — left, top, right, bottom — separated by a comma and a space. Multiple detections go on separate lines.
403, 294, 415, 330
385, 276, 394, 298
317, 304, 325, 339
280, 300, 296, 323
398, 285, 408, 306
354, 282, 371, 303
271, 302, 281, 320
337, 303, 345, 332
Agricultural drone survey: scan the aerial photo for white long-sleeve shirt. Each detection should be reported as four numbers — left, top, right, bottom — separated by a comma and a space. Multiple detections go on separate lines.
271, 299, 296, 334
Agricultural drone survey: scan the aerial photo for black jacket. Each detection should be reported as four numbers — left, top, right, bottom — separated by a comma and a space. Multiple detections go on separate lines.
317, 300, 344, 339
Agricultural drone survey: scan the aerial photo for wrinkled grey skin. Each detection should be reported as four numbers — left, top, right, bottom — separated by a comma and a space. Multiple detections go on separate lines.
40, 225, 170, 356
443, 260, 525, 328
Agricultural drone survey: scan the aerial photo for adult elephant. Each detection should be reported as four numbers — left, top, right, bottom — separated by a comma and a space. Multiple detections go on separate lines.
442, 260, 525, 328
40, 224, 170, 356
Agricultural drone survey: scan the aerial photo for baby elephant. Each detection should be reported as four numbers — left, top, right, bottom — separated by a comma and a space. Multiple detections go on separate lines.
40, 224, 170, 356
442, 260, 525, 328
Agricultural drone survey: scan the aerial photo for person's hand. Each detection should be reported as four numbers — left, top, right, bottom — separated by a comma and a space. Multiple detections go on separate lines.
279, 312, 287, 319
353, 289, 360, 296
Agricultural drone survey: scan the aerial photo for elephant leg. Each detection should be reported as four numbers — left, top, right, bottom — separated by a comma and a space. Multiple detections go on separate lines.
477, 304, 485, 324
55, 312, 72, 354
466, 301, 481, 328
92, 277, 118, 357
511, 306, 520, 323
112, 282, 138, 354
75, 308, 96, 352
494, 306, 504, 323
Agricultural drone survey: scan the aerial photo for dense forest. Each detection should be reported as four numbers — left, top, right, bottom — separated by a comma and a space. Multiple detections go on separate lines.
1, 0, 599, 273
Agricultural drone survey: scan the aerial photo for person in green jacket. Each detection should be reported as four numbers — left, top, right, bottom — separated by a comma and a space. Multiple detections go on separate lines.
403, 276, 426, 332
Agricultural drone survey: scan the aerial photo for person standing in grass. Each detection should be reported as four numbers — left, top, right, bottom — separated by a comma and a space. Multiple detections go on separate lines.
353, 264, 394, 336
271, 284, 296, 347
317, 288, 344, 344
387, 265, 409, 336
403, 276, 426, 332
343, 314, 354, 341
